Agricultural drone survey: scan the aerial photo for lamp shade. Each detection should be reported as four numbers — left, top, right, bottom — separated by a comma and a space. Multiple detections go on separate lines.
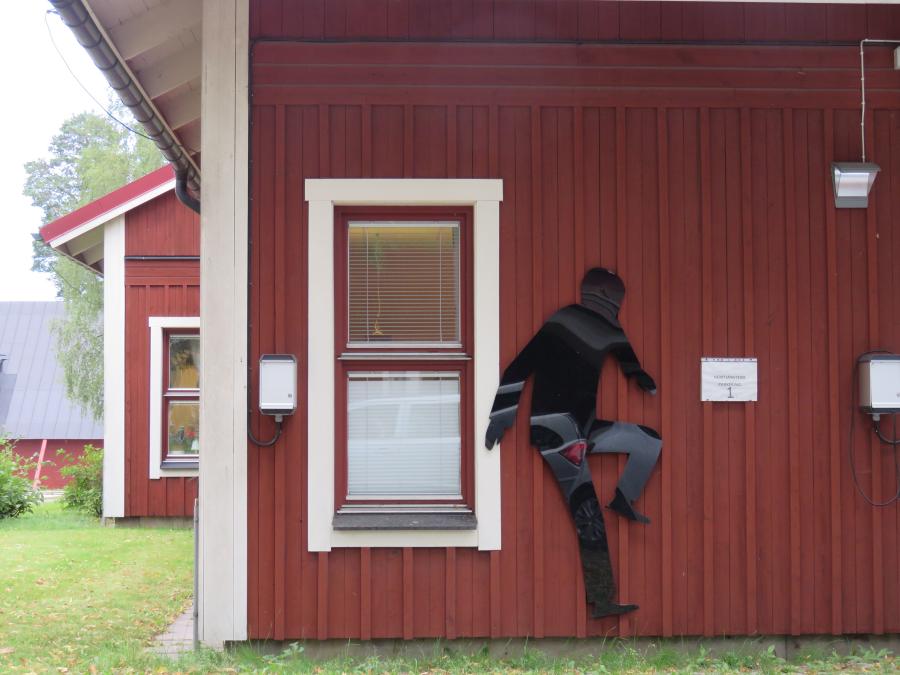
832, 162, 880, 208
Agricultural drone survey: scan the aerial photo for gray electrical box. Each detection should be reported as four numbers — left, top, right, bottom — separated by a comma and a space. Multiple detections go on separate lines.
859, 354, 900, 414
259, 354, 297, 416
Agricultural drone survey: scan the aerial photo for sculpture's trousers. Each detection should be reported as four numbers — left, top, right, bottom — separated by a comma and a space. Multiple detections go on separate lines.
530, 413, 662, 617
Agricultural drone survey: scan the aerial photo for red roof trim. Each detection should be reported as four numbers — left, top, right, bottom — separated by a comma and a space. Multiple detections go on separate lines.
40, 165, 175, 244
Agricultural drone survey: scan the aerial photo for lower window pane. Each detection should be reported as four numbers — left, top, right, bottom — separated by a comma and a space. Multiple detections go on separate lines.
347, 372, 461, 498
167, 400, 200, 456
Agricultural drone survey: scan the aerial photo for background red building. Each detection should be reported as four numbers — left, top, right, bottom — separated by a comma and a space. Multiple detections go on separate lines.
42, 165, 199, 521
0, 301, 102, 489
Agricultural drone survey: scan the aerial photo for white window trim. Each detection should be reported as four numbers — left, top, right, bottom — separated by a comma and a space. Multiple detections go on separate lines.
149, 316, 201, 479
306, 178, 503, 551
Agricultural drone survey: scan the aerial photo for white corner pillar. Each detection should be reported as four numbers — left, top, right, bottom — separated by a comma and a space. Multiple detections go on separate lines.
199, 0, 249, 646
102, 215, 125, 518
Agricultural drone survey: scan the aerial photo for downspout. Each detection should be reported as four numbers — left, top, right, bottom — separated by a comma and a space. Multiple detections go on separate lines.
176, 171, 201, 215
48, 0, 201, 204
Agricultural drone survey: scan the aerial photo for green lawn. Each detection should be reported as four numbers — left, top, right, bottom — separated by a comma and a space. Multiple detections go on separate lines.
0, 502, 192, 673
0, 503, 896, 673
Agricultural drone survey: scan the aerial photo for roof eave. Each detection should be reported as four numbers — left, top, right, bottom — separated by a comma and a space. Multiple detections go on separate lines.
49, 0, 201, 196
40, 165, 177, 274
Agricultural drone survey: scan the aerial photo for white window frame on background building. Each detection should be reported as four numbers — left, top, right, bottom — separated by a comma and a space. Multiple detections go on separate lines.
149, 316, 201, 479
305, 178, 503, 552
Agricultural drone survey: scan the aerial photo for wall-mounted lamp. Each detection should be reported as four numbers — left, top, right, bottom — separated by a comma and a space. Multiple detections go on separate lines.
832, 162, 880, 209
833, 38, 900, 210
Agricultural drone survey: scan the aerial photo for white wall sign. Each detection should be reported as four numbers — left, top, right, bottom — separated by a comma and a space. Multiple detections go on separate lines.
701, 358, 758, 402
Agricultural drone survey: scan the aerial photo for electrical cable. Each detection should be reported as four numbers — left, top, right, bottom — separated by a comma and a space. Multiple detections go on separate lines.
247, 415, 283, 448
874, 415, 900, 446
848, 351, 900, 507
45, 10, 156, 143
45, 9, 200, 156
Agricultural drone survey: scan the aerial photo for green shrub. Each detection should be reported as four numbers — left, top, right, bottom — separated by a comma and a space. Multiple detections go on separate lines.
60, 444, 103, 517
0, 436, 42, 518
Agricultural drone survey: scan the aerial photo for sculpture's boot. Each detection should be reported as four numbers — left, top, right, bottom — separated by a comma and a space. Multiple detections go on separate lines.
586, 421, 661, 524
591, 602, 639, 618
607, 487, 650, 524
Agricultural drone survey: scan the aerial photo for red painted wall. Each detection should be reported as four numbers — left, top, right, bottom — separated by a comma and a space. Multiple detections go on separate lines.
12, 439, 99, 490
124, 190, 199, 517
250, 0, 900, 43
126, 189, 200, 257
247, 0, 900, 640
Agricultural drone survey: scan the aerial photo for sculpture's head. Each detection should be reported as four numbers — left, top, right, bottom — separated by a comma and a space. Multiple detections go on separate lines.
580, 268, 624, 320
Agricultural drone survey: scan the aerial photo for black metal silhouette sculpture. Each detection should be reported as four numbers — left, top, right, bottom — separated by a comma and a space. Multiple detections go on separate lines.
485, 268, 661, 618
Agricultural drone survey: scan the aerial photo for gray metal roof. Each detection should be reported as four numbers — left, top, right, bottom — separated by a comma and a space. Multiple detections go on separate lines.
0, 302, 103, 440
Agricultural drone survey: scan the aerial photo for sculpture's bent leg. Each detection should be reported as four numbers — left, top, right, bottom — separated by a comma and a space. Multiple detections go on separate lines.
530, 413, 637, 618
587, 420, 662, 524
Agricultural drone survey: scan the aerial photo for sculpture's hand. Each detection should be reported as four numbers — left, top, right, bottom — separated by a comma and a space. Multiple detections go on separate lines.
636, 371, 657, 395
484, 410, 515, 449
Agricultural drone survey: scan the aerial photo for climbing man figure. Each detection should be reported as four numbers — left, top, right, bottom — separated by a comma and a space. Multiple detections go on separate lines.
485, 268, 662, 618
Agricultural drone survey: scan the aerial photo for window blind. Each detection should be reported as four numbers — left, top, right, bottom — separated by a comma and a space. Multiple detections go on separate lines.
347, 372, 461, 498
347, 222, 460, 346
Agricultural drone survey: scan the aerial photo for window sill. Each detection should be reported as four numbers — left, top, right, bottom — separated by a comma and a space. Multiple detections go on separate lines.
332, 511, 477, 531
160, 459, 199, 471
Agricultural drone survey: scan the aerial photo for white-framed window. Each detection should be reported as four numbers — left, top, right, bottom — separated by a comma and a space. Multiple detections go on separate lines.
306, 178, 502, 551
335, 210, 473, 512
149, 316, 200, 479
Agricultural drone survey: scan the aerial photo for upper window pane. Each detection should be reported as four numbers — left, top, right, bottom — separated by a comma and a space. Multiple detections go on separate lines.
348, 222, 460, 346
168, 335, 200, 389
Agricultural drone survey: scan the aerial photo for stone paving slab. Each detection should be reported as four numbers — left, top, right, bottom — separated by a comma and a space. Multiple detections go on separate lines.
151, 606, 194, 656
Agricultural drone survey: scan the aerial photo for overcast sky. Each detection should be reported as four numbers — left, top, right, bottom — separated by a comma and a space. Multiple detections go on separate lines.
0, 4, 111, 302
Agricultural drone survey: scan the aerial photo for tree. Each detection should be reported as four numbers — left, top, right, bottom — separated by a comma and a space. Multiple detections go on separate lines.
24, 107, 163, 421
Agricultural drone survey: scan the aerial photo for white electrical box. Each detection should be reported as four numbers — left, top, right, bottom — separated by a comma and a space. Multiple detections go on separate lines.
859, 354, 900, 414
259, 354, 297, 416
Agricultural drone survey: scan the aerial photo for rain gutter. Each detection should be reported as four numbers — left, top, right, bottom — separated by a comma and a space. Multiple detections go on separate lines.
48, 0, 202, 210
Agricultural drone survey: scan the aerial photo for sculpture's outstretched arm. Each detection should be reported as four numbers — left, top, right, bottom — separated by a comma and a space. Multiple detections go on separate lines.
484, 330, 544, 449
611, 340, 657, 394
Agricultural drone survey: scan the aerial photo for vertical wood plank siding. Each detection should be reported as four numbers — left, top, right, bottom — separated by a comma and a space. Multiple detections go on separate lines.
123, 192, 199, 517
247, 1, 900, 639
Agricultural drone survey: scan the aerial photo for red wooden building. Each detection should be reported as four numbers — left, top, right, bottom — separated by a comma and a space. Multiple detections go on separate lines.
52, 0, 900, 645
0, 302, 102, 489
41, 165, 199, 521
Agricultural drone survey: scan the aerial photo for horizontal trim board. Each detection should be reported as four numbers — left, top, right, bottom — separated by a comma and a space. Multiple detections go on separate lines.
251, 88, 900, 109
339, 353, 471, 361
149, 316, 201, 329
125, 278, 201, 287
125, 255, 202, 261
252, 65, 899, 91
305, 179, 503, 203
252, 42, 894, 70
